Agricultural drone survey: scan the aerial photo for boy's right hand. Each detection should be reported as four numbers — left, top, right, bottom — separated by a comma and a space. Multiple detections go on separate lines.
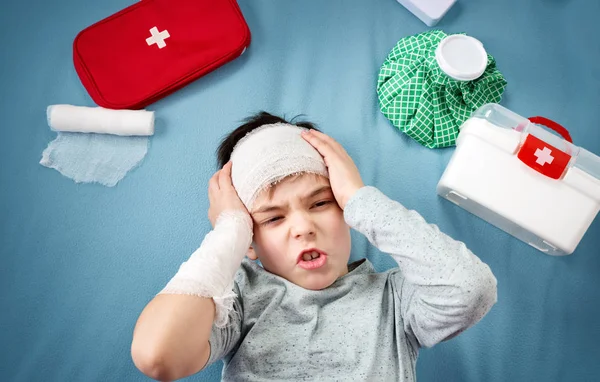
207, 161, 251, 228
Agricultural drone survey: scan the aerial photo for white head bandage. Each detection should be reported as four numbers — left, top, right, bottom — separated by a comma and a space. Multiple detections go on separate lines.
230, 123, 329, 210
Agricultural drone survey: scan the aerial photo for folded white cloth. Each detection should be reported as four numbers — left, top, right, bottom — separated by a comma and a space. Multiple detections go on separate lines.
47, 105, 154, 136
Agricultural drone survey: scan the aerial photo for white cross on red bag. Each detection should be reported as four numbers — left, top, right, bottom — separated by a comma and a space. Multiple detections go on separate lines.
517, 117, 573, 180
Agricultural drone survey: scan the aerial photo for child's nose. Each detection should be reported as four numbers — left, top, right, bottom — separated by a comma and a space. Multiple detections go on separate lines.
290, 213, 316, 239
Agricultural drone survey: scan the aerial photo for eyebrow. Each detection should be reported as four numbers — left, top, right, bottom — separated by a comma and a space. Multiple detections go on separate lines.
252, 185, 332, 214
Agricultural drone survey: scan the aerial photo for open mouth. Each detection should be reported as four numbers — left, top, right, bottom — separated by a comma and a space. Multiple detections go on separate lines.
297, 249, 327, 270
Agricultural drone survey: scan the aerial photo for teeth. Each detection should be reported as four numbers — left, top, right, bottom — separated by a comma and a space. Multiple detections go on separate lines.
302, 251, 321, 261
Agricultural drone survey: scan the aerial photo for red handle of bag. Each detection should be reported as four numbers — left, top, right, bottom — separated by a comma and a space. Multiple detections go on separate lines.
528, 116, 573, 143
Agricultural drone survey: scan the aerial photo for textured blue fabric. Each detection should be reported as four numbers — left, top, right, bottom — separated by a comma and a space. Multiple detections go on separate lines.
40, 132, 149, 187
1, 0, 599, 381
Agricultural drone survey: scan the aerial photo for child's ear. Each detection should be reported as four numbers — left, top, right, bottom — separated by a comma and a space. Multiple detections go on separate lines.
246, 246, 258, 260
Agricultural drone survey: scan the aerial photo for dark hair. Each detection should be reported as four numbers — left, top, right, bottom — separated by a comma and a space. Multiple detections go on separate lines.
216, 111, 319, 168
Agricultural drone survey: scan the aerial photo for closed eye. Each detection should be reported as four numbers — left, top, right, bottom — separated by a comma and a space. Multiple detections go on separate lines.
312, 200, 333, 208
261, 216, 283, 226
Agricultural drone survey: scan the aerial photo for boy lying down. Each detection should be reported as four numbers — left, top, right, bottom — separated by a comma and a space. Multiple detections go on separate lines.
131, 112, 497, 381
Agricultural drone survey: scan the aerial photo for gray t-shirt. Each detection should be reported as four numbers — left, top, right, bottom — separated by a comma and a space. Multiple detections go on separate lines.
207, 186, 497, 381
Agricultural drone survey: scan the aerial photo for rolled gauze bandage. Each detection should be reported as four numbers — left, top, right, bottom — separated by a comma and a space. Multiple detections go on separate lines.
47, 105, 155, 136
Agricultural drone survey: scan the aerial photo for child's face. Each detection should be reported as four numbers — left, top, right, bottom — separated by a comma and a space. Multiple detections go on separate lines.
249, 174, 352, 290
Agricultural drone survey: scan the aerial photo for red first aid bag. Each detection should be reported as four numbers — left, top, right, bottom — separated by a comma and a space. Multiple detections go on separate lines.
73, 0, 251, 109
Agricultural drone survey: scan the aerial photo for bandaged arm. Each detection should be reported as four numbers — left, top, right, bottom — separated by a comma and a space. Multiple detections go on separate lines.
344, 186, 497, 348
131, 211, 252, 381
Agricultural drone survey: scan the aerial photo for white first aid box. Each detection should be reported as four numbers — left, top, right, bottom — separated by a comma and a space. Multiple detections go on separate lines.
437, 104, 600, 255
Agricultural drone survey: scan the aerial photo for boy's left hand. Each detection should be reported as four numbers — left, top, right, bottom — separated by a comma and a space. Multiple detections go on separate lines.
301, 129, 364, 209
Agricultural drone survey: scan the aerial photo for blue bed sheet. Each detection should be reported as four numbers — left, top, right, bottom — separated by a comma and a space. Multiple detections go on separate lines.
1, 0, 599, 381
